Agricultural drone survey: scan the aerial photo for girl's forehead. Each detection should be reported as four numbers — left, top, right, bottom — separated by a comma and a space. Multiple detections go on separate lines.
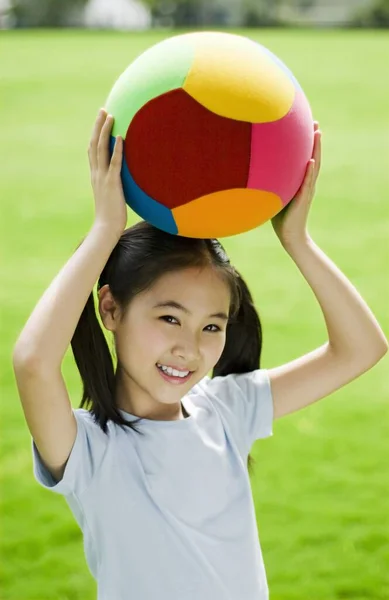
152, 266, 228, 292
138, 267, 231, 307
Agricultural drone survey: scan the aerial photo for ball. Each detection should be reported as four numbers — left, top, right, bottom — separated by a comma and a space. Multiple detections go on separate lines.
106, 31, 314, 238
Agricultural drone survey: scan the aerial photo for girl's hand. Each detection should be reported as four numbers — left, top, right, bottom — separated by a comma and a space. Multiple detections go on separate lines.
271, 122, 322, 248
88, 108, 127, 237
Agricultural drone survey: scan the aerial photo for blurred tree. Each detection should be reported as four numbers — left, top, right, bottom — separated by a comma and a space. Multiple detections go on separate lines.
143, 0, 318, 27
350, 0, 389, 27
143, 0, 242, 26
242, 0, 285, 26
11, 0, 88, 27
294, 0, 316, 10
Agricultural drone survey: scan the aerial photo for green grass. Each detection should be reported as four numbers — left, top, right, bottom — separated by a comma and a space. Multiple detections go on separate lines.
1, 28, 388, 600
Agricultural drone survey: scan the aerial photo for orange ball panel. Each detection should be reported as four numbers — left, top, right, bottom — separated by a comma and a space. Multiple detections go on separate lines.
172, 189, 282, 238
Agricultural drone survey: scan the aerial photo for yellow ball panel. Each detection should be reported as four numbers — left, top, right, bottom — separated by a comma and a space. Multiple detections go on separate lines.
172, 188, 283, 238
182, 32, 294, 123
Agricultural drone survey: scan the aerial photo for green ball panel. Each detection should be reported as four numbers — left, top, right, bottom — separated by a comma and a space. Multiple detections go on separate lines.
106, 37, 196, 138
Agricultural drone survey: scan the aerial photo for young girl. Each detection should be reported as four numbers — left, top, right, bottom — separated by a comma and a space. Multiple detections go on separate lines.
13, 109, 387, 600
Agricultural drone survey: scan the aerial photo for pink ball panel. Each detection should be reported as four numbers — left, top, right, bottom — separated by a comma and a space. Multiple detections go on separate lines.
247, 89, 314, 205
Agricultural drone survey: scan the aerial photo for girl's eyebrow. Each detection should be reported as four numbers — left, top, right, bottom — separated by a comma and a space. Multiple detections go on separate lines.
152, 300, 229, 321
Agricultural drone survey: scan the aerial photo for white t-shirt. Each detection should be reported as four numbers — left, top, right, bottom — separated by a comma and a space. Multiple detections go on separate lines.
32, 369, 274, 600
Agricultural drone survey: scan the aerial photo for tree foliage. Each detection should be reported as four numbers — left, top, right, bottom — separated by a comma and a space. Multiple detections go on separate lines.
11, 0, 88, 27
351, 0, 389, 27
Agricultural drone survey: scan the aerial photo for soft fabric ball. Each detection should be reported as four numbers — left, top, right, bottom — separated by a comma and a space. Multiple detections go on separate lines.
106, 31, 314, 238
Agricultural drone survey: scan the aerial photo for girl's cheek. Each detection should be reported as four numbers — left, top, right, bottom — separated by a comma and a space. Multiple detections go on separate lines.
143, 321, 170, 347
212, 334, 227, 360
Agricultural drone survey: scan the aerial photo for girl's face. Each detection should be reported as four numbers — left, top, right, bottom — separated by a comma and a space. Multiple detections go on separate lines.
99, 266, 231, 420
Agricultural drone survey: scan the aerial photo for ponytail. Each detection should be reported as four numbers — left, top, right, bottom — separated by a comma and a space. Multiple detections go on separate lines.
70, 234, 143, 435
214, 272, 262, 377
214, 272, 263, 475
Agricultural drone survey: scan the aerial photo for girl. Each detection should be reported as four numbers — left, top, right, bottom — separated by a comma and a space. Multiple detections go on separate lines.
13, 109, 387, 600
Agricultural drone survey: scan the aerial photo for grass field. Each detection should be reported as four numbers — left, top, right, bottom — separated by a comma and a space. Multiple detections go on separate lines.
1, 28, 388, 600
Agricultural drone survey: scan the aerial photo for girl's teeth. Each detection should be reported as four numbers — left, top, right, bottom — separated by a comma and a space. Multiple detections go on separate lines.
157, 364, 190, 378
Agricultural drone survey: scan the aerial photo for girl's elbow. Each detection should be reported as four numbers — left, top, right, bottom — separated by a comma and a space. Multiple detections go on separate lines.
344, 340, 388, 375
363, 341, 388, 370
374, 334, 389, 359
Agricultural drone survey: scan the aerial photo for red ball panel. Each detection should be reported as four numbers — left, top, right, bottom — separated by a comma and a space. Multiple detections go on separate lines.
126, 88, 252, 209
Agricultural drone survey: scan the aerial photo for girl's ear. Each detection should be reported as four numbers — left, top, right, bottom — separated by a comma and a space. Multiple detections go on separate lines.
98, 285, 121, 332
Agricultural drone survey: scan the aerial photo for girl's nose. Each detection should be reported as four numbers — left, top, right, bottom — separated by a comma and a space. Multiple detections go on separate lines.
172, 335, 200, 365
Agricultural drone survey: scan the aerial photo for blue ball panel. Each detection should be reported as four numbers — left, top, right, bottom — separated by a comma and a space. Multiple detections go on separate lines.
110, 136, 179, 235
256, 42, 302, 92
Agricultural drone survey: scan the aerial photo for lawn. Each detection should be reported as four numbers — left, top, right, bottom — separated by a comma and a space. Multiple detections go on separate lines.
1, 28, 388, 600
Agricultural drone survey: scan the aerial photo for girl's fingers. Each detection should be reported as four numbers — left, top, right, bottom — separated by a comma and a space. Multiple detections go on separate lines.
313, 130, 322, 176
88, 109, 106, 170
97, 114, 113, 171
306, 159, 315, 186
295, 159, 314, 199
108, 135, 123, 174
303, 160, 316, 198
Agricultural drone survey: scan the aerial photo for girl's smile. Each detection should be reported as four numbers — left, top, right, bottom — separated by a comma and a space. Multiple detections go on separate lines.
156, 363, 194, 384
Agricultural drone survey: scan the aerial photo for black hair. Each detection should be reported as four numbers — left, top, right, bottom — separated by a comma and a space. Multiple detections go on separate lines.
71, 221, 263, 474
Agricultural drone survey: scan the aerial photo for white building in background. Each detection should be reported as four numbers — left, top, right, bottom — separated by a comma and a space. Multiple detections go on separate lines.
0, 0, 14, 28
84, 0, 151, 30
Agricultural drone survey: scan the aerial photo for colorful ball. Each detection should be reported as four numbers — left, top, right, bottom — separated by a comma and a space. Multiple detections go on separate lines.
106, 31, 314, 238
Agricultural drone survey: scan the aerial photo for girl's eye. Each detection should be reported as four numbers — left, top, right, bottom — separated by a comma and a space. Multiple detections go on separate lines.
205, 324, 221, 333
160, 315, 179, 325
159, 316, 221, 332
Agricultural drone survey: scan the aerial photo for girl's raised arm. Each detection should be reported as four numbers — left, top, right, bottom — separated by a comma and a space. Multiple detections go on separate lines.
268, 126, 388, 420
12, 110, 126, 482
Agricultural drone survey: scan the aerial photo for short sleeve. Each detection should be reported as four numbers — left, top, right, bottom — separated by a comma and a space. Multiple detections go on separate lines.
195, 369, 274, 454
31, 408, 109, 497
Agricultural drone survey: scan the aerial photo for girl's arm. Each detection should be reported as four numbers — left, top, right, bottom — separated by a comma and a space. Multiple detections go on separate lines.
12, 110, 126, 368
268, 124, 387, 419
268, 236, 388, 420
12, 225, 121, 482
12, 223, 121, 369
12, 110, 126, 482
